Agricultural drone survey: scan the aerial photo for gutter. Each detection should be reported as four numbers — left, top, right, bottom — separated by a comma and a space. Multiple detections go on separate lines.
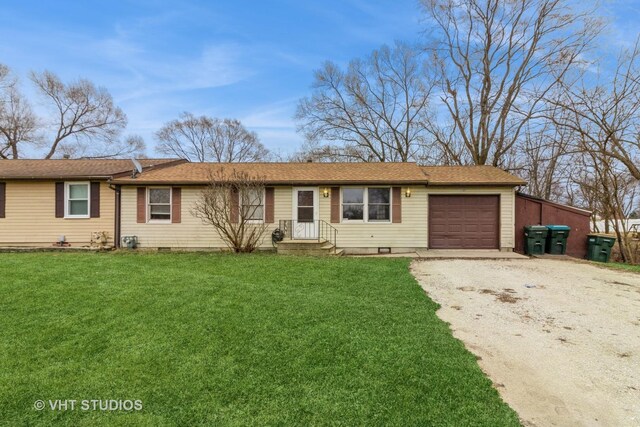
109, 180, 431, 186
0, 176, 113, 180
425, 182, 527, 187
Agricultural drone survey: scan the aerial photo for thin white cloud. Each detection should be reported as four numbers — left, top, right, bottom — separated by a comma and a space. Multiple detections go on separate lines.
241, 98, 298, 129
93, 35, 254, 102
239, 98, 302, 154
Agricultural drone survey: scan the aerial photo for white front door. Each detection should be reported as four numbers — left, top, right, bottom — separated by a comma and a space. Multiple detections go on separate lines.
292, 187, 319, 239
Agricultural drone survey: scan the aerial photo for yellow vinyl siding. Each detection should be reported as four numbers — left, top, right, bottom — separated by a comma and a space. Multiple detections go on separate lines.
119, 185, 516, 251
120, 186, 291, 249
122, 185, 427, 251
318, 186, 428, 250
0, 181, 115, 246
425, 186, 515, 250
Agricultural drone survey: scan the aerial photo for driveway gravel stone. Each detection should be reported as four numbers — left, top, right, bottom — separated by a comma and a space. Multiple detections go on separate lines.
411, 258, 640, 427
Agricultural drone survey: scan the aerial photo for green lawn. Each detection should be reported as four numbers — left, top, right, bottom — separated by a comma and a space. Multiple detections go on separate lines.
0, 253, 519, 426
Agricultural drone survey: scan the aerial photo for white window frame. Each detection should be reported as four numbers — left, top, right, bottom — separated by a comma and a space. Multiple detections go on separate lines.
341, 187, 366, 222
341, 187, 392, 223
241, 188, 265, 223
64, 181, 90, 219
147, 187, 172, 223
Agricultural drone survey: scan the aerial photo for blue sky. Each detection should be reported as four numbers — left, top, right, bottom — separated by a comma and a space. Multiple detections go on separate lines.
0, 0, 423, 157
0, 0, 637, 157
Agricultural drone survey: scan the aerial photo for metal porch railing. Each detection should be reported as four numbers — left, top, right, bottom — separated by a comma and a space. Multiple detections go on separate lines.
278, 219, 338, 253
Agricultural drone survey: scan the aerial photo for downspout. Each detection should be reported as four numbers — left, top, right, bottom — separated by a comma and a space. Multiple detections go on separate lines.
109, 184, 122, 248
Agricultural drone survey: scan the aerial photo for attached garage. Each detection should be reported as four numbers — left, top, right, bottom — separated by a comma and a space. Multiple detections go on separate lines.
428, 195, 500, 249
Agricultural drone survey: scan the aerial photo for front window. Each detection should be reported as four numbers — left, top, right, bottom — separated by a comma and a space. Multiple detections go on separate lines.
241, 188, 264, 221
65, 182, 89, 218
368, 188, 390, 221
148, 188, 171, 221
342, 187, 390, 222
342, 188, 364, 220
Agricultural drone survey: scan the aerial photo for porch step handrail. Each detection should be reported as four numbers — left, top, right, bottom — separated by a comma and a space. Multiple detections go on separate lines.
278, 219, 338, 253
318, 219, 338, 253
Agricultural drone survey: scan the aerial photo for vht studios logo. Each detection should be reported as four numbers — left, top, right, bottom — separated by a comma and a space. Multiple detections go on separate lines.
34, 399, 143, 411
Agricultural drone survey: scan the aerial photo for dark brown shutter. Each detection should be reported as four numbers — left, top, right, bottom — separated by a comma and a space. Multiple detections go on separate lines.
330, 187, 340, 223
137, 187, 146, 223
392, 187, 402, 223
171, 187, 181, 224
90, 182, 100, 218
264, 187, 274, 223
230, 187, 239, 223
0, 182, 5, 218
55, 182, 64, 218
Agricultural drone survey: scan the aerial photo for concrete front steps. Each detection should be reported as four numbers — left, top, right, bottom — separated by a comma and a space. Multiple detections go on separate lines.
276, 239, 344, 256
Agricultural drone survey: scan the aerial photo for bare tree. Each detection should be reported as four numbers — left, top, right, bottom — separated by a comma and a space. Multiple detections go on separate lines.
59, 134, 146, 159
156, 113, 270, 162
30, 70, 128, 159
295, 42, 435, 162
0, 85, 39, 159
0, 66, 138, 159
0, 64, 12, 93
571, 149, 638, 263
288, 140, 366, 163
517, 105, 575, 199
422, 0, 601, 166
192, 169, 269, 252
552, 39, 640, 180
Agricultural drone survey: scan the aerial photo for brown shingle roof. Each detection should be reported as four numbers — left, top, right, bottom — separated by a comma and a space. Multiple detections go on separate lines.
110, 162, 526, 186
421, 165, 526, 186
0, 159, 183, 180
111, 162, 428, 185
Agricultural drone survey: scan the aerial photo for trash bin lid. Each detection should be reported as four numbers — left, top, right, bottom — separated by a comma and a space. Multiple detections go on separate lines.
588, 234, 616, 245
546, 225, 571, 231
524, 225, 548, 231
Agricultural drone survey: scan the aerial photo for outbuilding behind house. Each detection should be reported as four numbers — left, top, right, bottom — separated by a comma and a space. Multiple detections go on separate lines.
514, 193, 592, 258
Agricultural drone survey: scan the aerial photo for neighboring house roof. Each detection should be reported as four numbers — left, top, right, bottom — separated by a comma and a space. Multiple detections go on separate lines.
111, 162, 427, 185
421, 165, 526, 186
0, 159, 183, 180
110, 161, 526, 186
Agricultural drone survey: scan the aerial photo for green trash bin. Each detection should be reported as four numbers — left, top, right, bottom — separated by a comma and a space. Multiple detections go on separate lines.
545, 225, 571, 255
587, 234, 616, 262
524, 225, 549, 255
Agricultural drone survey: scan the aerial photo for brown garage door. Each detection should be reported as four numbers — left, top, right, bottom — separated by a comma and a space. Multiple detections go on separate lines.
429, 195, 500, 249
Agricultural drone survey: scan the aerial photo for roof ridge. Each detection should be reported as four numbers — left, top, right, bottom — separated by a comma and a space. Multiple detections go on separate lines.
179, 161, 419, 166
0, 158, 182, 162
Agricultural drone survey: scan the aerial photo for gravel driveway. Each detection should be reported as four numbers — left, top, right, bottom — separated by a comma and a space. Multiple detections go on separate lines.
411, 259, 640, 427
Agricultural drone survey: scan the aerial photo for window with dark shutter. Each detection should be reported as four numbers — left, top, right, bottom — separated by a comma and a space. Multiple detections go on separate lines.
264, 187, 274, 223
55, 182, 64, 218
392, 187, 402, 223
90, 182, 100, 218
330, 187, 340, 223
171, 187, 181, 223
137, 187, 146, 223
0, 182, 5, 218
230, 187, 239, 223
